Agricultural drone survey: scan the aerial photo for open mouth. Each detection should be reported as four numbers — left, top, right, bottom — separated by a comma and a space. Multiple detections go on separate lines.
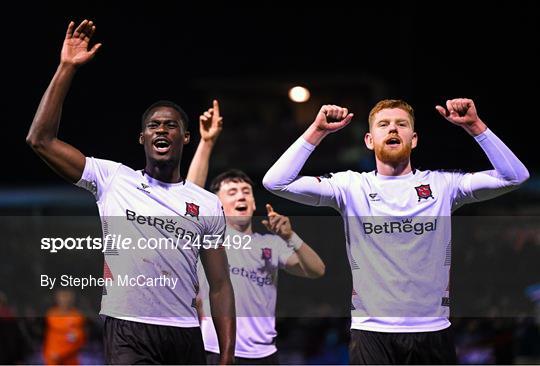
153, 138, 171, 154
235, 204, 248, 214
385, 137, 402, 146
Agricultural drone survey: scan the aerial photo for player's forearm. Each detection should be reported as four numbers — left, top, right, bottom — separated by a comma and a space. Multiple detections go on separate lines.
209, 282, 236, 364
302, 122, 330, 146
264, 119, 332, 189
295, 241, 326, 278
461, 119, 488, 136
263, 137, 315, 191
263, 137, 333, 206
186, 140, 215, 187
26, 63, 77, 148
474, 128, 529, 184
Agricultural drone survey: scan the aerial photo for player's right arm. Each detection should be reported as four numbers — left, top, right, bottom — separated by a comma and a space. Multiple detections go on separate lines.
262, 105, 353, 206
26, 20, 102, 184
200, 246, 236, 365
186, 100, 223, 187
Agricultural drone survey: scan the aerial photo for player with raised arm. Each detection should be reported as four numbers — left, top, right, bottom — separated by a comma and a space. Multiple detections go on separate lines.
187, 102, 326, 364
26, 20, 235, 364
263, 99, 529, 364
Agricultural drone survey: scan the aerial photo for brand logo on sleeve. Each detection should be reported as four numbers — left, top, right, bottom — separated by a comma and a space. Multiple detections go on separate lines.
414, 184, 434, 201
315, 173, 333, 182
185, 202, 200, 220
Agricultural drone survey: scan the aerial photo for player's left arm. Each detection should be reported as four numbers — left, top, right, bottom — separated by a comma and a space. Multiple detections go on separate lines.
436, 98, 529, 200
262, 204, 325, 278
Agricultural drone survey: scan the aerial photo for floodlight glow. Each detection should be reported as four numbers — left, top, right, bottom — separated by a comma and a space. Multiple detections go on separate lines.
288, 86, 310, 103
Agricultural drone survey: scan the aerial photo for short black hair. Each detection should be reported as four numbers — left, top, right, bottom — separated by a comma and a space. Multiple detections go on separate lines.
210, 169, 254, 193
141, 100, 189, 131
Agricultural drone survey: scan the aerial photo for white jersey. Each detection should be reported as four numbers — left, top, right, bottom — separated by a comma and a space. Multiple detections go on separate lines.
198, 228, 294, 358
315, 169, 467, 332
76, 157, 225, 327
263, 128, 529, 332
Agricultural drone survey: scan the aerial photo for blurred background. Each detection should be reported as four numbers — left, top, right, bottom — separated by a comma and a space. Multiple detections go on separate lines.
1, 1, 539, 364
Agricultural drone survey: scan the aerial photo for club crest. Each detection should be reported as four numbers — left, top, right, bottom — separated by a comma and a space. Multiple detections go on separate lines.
185, 202, 200, 219
414, 184, 434, 201
261, 247, 272, 261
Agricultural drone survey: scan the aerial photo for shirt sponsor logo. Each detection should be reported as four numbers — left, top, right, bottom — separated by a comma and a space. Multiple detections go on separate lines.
362, 218, 438, 236
229, 266, 273, 287
125, 209, 196, 240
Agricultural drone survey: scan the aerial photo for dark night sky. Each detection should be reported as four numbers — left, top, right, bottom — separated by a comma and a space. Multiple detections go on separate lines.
3, 1, 539, 188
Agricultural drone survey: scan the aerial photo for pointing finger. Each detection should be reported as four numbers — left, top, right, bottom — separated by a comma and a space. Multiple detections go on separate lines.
213, 100, 220, 117
435, 105, 448, 118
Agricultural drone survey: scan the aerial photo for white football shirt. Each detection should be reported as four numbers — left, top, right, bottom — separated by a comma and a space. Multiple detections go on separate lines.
76, 157, 225, 327
263, 128, 528, 332
198, 228, 293, 358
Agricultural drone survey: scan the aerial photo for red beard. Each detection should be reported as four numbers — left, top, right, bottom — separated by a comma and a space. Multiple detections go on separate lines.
375, 140, 412, 165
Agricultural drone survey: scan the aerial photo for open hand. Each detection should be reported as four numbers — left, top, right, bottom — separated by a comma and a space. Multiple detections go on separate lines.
61, 20, 102, 67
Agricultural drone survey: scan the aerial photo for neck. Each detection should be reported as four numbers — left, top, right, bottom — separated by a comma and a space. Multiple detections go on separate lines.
375, 158, 413, 176
144, 160, 182, 183
228, 221, 253, 235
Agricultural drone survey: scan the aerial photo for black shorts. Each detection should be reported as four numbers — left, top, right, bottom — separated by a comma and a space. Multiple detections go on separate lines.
349, 327, 457, 365
206, 351, 279, 365
104, 316, 206, 365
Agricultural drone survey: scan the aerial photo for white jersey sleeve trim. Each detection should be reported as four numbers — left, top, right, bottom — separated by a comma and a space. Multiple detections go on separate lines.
75, 157, 122, 202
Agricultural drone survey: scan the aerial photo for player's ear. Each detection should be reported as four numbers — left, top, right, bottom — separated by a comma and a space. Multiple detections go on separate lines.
183, 131, 190, 144
364, 132, 374, 150
139, 133, 144, 145
412, 132, 418, 149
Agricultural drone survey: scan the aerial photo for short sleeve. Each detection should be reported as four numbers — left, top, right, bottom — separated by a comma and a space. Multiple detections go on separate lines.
274, 236, 295, 269
204, 199, 226, 247
75, 157, 121, 201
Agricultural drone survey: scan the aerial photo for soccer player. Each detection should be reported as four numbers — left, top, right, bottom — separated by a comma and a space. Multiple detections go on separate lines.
26, 20, 235, 364
187, 102, 326, 364
43, 289, 86, 365
262, 99, 529, 364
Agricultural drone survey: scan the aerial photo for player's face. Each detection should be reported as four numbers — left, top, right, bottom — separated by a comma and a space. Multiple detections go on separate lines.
217, 180, 256, 226
55, 290, 74, 309
364, 108, 417, 165
139, 107, 190, 164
